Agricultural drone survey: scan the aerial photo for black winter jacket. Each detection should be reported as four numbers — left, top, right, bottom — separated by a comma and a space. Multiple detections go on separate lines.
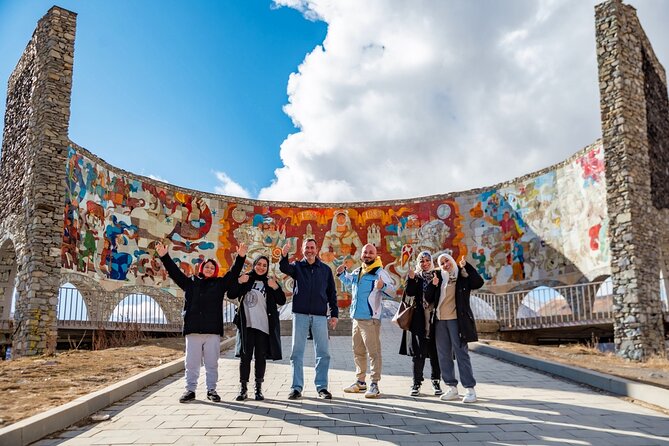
227, 274, 286, 360
435, 262, 485, 342
398, 273, 439, 357
160, 253, 245, 336
279, 256, 339, 318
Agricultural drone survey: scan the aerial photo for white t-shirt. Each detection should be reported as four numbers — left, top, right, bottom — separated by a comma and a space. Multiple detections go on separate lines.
243, 280, 269, 334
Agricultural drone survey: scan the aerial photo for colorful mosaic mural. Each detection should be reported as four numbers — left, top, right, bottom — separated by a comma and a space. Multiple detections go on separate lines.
61, 142, 610, 306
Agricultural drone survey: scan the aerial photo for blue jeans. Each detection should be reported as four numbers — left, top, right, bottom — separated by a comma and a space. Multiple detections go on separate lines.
435, 319, 476, 388
291, 313, 330, 391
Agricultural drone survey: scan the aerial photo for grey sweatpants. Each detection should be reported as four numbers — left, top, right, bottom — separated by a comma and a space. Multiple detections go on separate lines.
184, 333, 220, 392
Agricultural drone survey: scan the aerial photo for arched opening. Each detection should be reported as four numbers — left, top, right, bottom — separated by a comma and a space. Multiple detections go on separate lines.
470, 296, 497, 320
0, 239, 18, 322
57, 283, 89, 321
592, 277, 613, 314
517, 286, 572, 319
109, 294, 167, 324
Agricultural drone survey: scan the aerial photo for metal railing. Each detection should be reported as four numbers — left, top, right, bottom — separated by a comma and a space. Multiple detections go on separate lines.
56, 286, 182, 332
472, 280, 614, 330
0, 280, 666, 334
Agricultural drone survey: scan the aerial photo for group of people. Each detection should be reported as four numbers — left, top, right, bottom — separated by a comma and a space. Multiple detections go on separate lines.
155, 236, 484, 405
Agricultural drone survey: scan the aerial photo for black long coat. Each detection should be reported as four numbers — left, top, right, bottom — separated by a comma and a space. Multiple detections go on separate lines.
435, 262, 485, 342
398, 272, 439, 358
228, 274, 286, 361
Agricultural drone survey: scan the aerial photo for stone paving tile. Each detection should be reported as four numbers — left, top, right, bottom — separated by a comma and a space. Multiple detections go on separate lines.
38, 321, 669, 445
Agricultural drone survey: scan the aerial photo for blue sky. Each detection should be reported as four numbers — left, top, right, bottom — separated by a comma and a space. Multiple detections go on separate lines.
2, 1, 669, 202
0, 0, 326, 197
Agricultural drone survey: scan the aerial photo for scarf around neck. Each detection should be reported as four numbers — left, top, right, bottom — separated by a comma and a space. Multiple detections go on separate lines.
360, 256, 383, 277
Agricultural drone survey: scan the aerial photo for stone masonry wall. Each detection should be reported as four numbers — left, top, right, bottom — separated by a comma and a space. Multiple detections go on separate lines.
0, 7, 76, 356
596, 0, 666, 360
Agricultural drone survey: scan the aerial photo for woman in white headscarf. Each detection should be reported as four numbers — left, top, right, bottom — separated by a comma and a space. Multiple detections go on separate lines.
434, 253, 484, 403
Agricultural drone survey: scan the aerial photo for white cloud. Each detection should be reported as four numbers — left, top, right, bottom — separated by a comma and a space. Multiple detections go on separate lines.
260, 0, 669, 202
214, 171, 251, 198
147, 174, 168, 183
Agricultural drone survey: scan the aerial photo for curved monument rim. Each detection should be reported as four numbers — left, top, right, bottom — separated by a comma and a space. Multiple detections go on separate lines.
68, 137, 603, 206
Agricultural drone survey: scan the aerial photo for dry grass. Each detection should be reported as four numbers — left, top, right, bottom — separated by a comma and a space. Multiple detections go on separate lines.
484, 339, 669, 389
0, 337, 185, 426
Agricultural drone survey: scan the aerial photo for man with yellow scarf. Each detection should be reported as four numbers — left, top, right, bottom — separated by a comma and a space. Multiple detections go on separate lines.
336, 244, 395, 398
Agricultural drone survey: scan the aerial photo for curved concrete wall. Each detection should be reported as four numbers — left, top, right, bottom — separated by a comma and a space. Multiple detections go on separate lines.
62, 139, 610, 309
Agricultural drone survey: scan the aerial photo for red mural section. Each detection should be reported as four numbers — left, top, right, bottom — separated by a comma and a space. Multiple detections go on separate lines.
219, 202, 464, 306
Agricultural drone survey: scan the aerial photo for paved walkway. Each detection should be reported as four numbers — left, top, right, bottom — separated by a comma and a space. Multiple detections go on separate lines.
35, 322, 669, 445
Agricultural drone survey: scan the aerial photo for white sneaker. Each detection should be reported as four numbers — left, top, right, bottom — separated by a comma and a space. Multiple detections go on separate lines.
462, 387, 477, 403
439, 385, 459, 401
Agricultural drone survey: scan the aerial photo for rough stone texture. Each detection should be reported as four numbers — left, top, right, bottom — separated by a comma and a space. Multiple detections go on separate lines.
0, 7, 76, 356
595, 0, 667, 360
643, 48, 669, 210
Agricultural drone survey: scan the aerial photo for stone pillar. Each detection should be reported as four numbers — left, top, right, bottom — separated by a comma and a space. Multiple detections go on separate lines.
595, 0, 667, 360
0, 7, 77, 356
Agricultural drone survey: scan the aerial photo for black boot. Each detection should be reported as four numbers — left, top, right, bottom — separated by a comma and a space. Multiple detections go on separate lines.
235, 382, 248, 401
254, 381, 264, 401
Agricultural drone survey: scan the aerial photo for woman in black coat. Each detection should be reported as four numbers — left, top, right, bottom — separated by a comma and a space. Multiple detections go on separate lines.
398, 251, 443, 396
156, 240, 247, 404
434, 253, 484, 403
228, 255, 286, 401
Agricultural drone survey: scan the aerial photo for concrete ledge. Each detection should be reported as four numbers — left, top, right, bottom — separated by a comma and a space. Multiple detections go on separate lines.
470, 342, 669, 411
0, 337, 236, 446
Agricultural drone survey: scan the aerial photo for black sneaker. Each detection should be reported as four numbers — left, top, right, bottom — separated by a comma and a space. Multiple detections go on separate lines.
179, 390, 195, 403
207, 389, 221, 402
317, 389, 333, 400
288, 389, 302, 400
431, 379, 444, 396
410, 383, 421, 396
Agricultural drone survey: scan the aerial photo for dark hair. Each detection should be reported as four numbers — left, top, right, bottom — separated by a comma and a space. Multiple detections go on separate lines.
302, 238, 317, 247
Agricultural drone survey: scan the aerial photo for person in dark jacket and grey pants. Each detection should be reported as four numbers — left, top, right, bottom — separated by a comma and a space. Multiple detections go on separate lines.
280, 238, 339, 400
434, 253, 484, 403
399, 251, 443, 397
227, 255, 286, 401
156, 240, 247, 403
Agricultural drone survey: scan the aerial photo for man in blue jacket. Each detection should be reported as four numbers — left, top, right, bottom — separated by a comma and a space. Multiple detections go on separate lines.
280, 238, 339, 399
336, 244, 395, 398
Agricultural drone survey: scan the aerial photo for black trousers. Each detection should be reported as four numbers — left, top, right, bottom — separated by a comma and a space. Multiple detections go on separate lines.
239, 327, 269, 383
412, 339, 441, 384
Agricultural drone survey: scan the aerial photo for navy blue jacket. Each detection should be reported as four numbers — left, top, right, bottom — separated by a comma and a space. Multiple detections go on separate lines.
279, 255, 339, 318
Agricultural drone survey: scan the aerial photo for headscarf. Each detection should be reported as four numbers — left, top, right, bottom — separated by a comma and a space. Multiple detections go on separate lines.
197, 259, 220, 279
248, 255, 270, 283
437, 253, 459, 280
415, 251, 434, 295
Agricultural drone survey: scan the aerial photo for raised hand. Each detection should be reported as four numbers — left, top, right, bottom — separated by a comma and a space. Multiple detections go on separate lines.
408, 269, 415, 279
267, 277, 279, 289
375, 276, 384, 290
236, 242, 248, 257
432, 274, 439, 286
281, 242, 291, 257
459, 257, 467, 268
155, 241, 168, 257
238, 274, 250, 284
336, 265, 346, 275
